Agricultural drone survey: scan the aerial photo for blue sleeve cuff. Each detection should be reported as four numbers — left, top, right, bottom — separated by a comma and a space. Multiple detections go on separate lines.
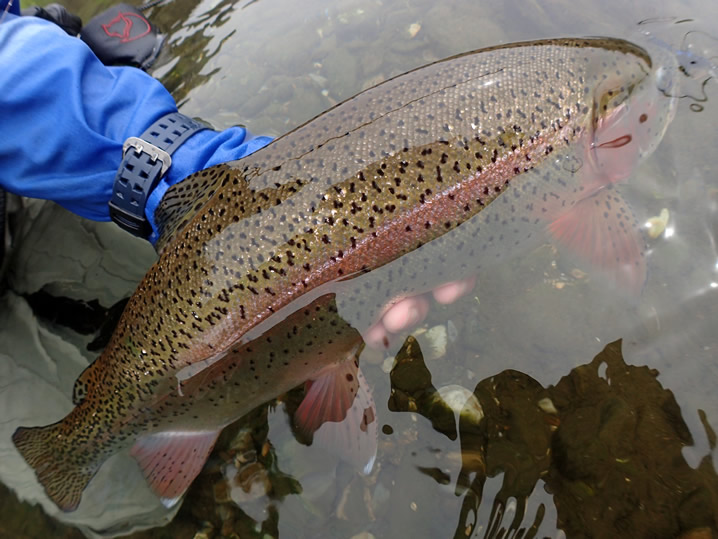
0, 16, 272, 242
0, 16, 177, 220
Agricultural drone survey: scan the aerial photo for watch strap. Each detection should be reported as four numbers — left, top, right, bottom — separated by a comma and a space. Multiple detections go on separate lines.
109, 112, 208, 238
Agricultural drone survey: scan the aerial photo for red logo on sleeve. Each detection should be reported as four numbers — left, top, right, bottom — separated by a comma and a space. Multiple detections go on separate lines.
102, 12, 151, 43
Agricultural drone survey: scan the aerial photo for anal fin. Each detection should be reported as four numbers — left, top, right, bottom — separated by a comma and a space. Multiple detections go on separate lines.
130, 429, 221, 506
72, 359, 100, 405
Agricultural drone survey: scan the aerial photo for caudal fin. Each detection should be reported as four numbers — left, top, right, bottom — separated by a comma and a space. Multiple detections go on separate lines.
12, 423, 98, 512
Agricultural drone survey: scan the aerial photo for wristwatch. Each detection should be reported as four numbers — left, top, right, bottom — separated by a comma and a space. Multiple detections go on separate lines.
109, 112, 207, 238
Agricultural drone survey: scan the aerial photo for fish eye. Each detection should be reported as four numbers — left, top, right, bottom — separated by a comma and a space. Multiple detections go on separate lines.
639, 113, 648, 123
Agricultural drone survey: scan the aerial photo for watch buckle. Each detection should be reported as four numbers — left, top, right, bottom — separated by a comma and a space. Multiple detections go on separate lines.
123, 136, 172, 177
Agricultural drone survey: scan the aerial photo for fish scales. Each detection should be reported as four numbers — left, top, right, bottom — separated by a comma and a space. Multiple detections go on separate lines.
12, 36, 680, 511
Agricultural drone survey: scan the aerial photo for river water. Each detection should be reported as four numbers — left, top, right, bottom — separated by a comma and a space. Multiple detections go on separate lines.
1, 0, 717, 537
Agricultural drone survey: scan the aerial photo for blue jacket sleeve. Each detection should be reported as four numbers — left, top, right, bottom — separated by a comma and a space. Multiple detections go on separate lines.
0, 15, 272, 242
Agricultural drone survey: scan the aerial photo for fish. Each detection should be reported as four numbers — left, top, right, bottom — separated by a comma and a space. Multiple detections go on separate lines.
13, 36, 683, 512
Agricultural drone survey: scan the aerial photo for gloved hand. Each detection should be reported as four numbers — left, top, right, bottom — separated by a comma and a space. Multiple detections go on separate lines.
0, 15, 271, 244
21, 3, 81, 36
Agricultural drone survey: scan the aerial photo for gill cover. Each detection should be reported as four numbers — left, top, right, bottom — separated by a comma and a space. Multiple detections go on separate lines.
587, 38, 678, 183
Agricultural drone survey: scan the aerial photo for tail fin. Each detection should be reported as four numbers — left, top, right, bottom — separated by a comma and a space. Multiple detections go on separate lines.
12, 423, 98, 512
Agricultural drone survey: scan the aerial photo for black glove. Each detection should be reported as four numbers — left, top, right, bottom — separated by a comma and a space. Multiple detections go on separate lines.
80, 3, 164, 70
22, 3, 82, 36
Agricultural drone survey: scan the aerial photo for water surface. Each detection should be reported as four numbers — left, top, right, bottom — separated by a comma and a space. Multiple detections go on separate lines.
2, 0, 718, 537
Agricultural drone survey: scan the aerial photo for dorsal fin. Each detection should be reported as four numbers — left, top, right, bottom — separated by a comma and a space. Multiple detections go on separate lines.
72, 361, 95, 405
153, 164, 239, 254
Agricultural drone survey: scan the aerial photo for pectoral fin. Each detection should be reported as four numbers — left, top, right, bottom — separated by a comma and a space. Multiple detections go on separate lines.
547, 185, 647, 294
295, 359, 378, 474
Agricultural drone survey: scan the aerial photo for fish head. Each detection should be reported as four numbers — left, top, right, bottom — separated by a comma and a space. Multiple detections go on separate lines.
586, 40, 679, 184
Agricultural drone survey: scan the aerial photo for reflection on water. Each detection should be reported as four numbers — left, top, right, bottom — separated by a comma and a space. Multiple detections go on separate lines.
2, 0, 718, 537
453, 340, 717, 538
169, 338, 718, 539
4, 331, 716, 537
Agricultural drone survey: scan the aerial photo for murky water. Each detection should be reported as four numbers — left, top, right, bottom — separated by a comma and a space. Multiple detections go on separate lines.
2, 0, 718, 537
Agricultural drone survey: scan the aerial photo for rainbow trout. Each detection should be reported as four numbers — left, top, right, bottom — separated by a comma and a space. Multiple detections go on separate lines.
14, 36, 682, 512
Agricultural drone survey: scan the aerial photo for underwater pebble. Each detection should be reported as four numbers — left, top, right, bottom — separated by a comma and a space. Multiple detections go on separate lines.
212, 480, 231, 504
645, 208, 670, 239
407, 22, 421, 38
193, 525, 214, 539
435, 385, 484, 425
362, 73, 388, 91
224, 462, 271, 505
537, 397, 558, 415
308, 72, 328, 87
423, 5, 501, 57
371, 482, 391, 512
414, 324, 448, 360
382, 356, 396, 373
242, 91, 273, 118
678, 527, 714, 539
322, 47, 358, 97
